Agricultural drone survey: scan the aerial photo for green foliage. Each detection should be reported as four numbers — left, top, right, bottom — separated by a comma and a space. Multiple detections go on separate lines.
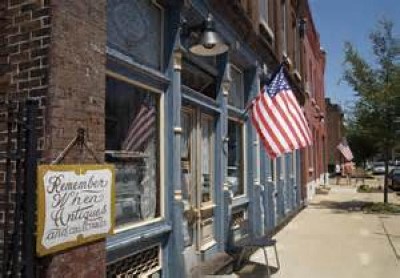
346, 121, 378, 165
364, 202, 400, 214
343, 19, 400, 152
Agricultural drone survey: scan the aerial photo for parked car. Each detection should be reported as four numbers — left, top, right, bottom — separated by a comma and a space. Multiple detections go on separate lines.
388, 168, 400, 191
372, 162, 385, 175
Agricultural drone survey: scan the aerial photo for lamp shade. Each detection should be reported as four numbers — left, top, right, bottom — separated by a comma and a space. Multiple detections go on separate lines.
189, 14, 229, 56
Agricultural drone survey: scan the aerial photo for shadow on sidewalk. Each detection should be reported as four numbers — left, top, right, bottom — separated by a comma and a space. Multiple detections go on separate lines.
308, 200, 373, 214
236, 262, 278, 277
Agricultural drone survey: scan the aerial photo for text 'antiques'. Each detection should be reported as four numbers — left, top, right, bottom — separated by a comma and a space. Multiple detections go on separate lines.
37, 165, 115, 256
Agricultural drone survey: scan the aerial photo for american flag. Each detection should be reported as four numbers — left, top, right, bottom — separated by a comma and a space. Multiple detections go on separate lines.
250, 67, 312, 158
337, 138, 353, 161
122, 104, 156, 151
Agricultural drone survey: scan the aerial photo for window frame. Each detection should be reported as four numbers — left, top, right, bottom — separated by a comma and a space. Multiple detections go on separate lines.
105, 70, 165, 234
228, 64, 245, 109
227, 117, 247, 198
227, 63, 248, 199
199, 113, 215, 207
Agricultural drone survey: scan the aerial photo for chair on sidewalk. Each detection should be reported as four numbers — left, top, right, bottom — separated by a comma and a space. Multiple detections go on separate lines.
229, 219, 280, 277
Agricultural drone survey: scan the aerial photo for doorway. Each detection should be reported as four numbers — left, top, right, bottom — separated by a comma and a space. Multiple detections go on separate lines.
181, 107, 216, 251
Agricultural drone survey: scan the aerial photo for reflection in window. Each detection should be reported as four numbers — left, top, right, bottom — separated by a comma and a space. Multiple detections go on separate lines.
201, 116, 214, 203
228, 120, 244, 196
182, 59, 217, 99
107, 0, 163, 70
105, 77, 160, 228
181, 111, 193, 203
229, 65, 244, 108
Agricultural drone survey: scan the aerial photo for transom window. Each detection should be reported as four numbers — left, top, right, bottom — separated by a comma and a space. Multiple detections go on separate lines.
229, 64, 245, 109
107, 0, 164, 70
182, 57, 217, 99
105, 77, 160, 229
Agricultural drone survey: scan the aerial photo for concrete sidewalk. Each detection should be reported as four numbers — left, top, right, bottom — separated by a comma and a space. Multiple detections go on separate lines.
237, 185, 400, 278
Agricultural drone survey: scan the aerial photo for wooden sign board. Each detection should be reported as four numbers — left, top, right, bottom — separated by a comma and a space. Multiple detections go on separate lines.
36, 164, 115, 256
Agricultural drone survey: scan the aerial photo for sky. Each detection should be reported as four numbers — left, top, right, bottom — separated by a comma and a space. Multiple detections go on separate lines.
309, 0, 400, 111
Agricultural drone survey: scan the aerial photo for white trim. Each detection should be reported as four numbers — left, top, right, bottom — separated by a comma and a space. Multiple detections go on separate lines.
106, 70, 163, 94
114, 217, 164, 234
228, 118, 247, 199
199, 239, 217, 252
260, 19, 275, 41
160, 92, 165, 219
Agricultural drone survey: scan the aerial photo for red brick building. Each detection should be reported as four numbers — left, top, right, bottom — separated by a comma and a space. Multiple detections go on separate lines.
300, 1, 327, 201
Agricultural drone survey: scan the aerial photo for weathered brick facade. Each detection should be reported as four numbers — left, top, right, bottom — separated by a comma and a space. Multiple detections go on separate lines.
40, 0, 107, 277
1, 0, 107, 277
1, 1, 51, 274
300, 0, 327, 200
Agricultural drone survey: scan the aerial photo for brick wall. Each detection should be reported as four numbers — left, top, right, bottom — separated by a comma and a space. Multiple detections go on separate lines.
0, 0, 51, 274
41, 0, 107, 277
1, 0, 107, 276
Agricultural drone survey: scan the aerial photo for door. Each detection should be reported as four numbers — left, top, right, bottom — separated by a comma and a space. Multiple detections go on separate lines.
181, 107, 216, 251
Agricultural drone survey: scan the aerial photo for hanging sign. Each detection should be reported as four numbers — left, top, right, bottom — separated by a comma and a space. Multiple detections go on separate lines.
36, 164, 115, 256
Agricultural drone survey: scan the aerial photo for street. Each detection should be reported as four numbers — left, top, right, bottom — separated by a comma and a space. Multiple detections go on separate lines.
236, 183, 400, 278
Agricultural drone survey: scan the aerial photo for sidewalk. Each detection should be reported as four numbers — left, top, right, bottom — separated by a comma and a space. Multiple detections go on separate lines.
236, 185, 400, 278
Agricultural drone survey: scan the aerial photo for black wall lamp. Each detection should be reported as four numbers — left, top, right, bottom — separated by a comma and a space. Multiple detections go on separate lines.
182, 13, 229, 56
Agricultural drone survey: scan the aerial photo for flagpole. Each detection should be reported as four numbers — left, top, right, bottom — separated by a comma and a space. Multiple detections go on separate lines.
241, 63, 284, 119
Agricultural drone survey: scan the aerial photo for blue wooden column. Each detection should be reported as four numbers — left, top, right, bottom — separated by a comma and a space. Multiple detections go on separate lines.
245, 65, 262, 237
296, 149, 302, 206
164, 9, 186, 275
261, 147, 275, 232
170, 45, 186, 278
215, 54, 230, 251
276, 156, 285, 222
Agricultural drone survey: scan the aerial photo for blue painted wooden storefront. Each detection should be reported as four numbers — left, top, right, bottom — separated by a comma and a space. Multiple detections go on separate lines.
105, 1, 304, 277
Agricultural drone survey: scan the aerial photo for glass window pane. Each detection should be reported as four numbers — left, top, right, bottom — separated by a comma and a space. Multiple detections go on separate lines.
107, 0, 163, 70
259, 0, 268, 23
105, 77, 160, 228
228, 120, 244, 196
229, 65, 244, 108
201, 117, 213, 203
182, 59, 217, 99
181, 111, 193, 203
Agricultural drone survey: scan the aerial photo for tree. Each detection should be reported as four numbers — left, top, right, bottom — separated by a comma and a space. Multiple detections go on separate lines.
346, 121, 378, 167
343, 19, 400, 203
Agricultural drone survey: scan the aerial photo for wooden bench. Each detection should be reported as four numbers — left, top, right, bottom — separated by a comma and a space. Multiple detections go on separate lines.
190, 252, 234, 278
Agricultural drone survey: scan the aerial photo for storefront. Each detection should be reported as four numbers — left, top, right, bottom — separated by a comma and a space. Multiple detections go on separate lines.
103, 1, 304, 277
0, 0, 310, 277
